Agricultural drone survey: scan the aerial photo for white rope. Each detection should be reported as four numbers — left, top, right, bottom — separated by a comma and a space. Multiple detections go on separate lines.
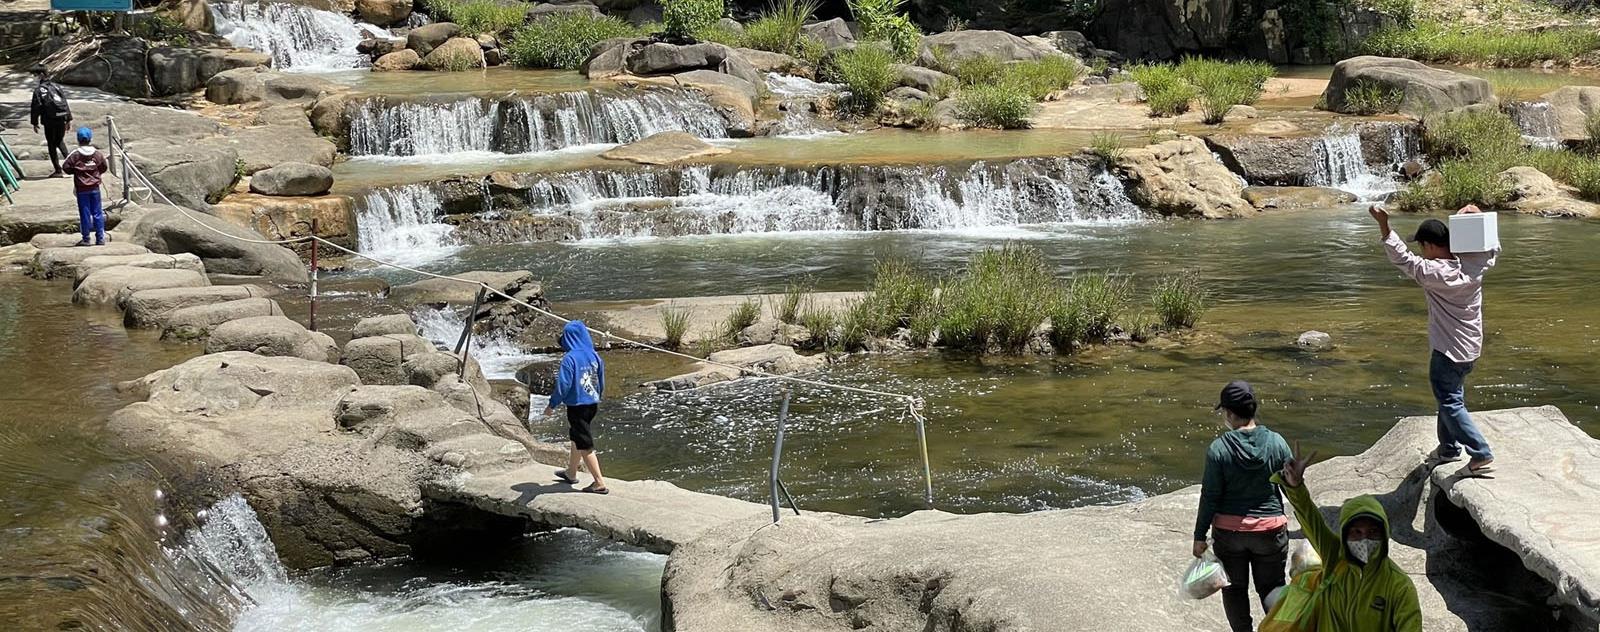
109, 117, 927, 420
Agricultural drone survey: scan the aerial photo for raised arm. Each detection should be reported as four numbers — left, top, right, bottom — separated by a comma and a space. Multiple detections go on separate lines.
1274, 443, 1341, 564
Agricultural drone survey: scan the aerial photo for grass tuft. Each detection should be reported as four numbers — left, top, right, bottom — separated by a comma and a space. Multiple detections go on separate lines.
827, 45, 900, 114
772, 277, 812, 324
661, 304, 692, 349
1129, 63, 1194, 117
1361, 22, 1600, 67
1341, 80, 1403, 115
505, 12, 641, 70
1150, 271, 1208, 330
937, 245, 1055, 352
954, 82, 1034, 129
722, 297, 762, 340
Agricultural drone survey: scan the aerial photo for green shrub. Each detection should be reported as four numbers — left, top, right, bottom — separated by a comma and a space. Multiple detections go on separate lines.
506, 12, 641, 69
1585, 112, 1600, 156
828, 45, 900, 114
847, 0, 920, 61
867, 257, 937, 334
450, 0, 528, 35
795, 35, 827, 66
662, 0, 723, 39
772, 277, 812, 324
1422, 110, 1522, 161
1068, 271, 1131, 342
907, 293, 942, 346
1046, 294, 1087, 352
1395, 158, 1511, 211
1129, 63, 1194, 117
1124, 311, 1156, 343
1342, 80, 1403, 115
951, 54, 1006, 86
1089, 131, 1123, 162
742, 0, 817, 55
1361, 22, 1600, 66
661, 304, 692, 349
1150, 271, 1207, 330
1176, 56, 1274, 124
839, 298, 875, 350
801, 305, 838, 349
427, 44, 483, 70
1002, 55, 1081, 100
692, 23, 743, 46
937, 245, 1057, 352
954, 82, 1034, 129
722, 297, 762, 340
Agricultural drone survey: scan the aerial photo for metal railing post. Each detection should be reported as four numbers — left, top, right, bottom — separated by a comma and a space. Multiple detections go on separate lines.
770, 391, 792, 523
916, 414, 933, 507
308, 218, 319, 331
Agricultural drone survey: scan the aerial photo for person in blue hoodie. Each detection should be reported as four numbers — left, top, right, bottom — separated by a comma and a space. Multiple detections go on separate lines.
546, 320, 609, 494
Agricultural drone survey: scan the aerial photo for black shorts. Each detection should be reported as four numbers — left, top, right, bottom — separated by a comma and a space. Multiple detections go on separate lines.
567, 404, 598, 451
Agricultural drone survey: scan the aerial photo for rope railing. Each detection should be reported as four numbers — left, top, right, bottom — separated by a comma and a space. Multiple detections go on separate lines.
105, 116, 937, 507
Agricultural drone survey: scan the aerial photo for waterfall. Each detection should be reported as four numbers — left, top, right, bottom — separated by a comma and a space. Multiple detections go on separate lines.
1311, 130, 1397, 201
388, 157, 1142, 242
414, 306, 552, 381
766, 74, 844, 138
347, 90, 729, 157
211, 1, 377, 71
1509, 101, 1561, 149
357, 184, 457, 264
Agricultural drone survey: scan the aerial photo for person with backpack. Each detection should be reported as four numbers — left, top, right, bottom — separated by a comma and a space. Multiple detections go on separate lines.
62, 127, 108, 246
1192, 380, 1295, 632
545, 320, 610, 495
1274, 443, 1423, 631
28, 65, 73, 179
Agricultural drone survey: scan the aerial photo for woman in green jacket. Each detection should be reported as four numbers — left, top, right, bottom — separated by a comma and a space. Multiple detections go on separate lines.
1276, 444, 1424, 632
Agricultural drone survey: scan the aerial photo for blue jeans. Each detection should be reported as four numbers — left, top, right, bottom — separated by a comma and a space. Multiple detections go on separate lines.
1430, 349, 1492, 460
76, 189, 104, 243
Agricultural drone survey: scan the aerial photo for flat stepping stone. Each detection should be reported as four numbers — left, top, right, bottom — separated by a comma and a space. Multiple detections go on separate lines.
123, 284, 276, 329
72, 266, 209, 307
204, 315, 338, 363
1430, 406, 1600, 619
32, 243, 152, 279
160, 297, 285, 341
73, 253, 205, 287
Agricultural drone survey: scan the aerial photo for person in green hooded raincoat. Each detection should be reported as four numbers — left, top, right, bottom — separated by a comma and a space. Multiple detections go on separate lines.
1275, 443, 1423, 632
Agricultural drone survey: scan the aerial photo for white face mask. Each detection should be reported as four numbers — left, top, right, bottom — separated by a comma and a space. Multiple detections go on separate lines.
1346, 538, 1382, 564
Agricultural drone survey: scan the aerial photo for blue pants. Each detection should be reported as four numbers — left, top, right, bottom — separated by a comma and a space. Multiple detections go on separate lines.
1430, 349, 1492, 460
76, 189, 105, 243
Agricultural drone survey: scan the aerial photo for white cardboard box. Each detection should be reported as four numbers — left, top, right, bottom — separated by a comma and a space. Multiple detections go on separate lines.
1449, 212, 1500, 252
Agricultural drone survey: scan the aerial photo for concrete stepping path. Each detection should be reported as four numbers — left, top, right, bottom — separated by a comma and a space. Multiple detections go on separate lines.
1430, 405, 1600, 618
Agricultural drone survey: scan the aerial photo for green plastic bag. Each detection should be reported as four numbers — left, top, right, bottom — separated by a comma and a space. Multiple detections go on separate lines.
1259, 568, 1323, 632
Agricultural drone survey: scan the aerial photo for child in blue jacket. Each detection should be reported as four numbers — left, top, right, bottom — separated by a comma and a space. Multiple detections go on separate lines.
547, 320, 608, 494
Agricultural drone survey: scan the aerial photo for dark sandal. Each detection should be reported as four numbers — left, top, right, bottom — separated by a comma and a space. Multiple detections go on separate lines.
582, 485, 610, 495
555, 470, 580, 485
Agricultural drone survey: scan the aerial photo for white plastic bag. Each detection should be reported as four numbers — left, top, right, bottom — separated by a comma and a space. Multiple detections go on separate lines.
1179, 549, 1231, 600
1289, 539, 1322, 576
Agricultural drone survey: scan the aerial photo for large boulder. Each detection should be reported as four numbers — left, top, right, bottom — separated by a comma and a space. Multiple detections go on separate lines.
342, 333, 439, 385
1539, 86, 1600, 142
1204, 135, 1321, 186
407, 22, 461, 57
205, 67, 266, 104
673, 70, 760, 137
123, 284, 276, 328
1113, 135, 1253, 218
1241, 186, 1358, 210
43, 35, 152, 97
355, 0, 412, 26
800, 18, 854, 50
600, 131, 732, 165
1322, 56, 1494, 117
72, 266, 210, 307
160, 297, 286, 341
73, 252, 205, 287
147, 46, 263, 97
354, 314, 420, 338
373, 49, 422, 72
734, 48, 806, 75
528, 2, 602, 18
128, 206, 310, 283
895, 64, 954, 94
205, 315, 339, 363
30, 243, 152, 280
207, 194, 357, 255
223, 126, 339, 174
915, 30, 1056, 68
627, 42, 728, 75
581, 37, 646, 79
250, 163, 334, 197
1498, 166, 1600, 218
127, 143, 239, 209
423, 37, 486, 71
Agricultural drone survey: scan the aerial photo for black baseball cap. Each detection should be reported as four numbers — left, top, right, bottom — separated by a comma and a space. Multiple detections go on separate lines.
1214, 380, 1257, 418
1412, 218, 1449, 248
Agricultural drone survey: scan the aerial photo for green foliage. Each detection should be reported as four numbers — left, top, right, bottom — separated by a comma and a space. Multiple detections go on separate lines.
937, 245, 1056, 352
662, 0, 724, 39
457, 1, 528, 35
722, 297, 762, 340
1361, 22, 1600, 66
1003, 55, 1082, 100
1395, 158, 1512, 211
693, 23, 744, 46
1089, 57, 1110, 77
950, 55, 1006, 86
1045, 293, 1087, 352
1128, 63, 1194, 117
954, 82, 1034, 129
865, 258, 938, 335
800, 305, 838, 350
134, 14, 191, 45
795, 35, 828, 66
847, 0, 920, 61
1585, 112, 1600, 155
506, 13, 641, 70
427, 45, 483, 71
742, 0, 817, 55
827, 45, 900, 114
1089, 131, 1124, 162
772, 277, 812, 324
1124, 311, 1156, 343
1150, 271, 1208, 330
1341, 80, 1403, 115
661, 304, 692, 349
944, 15, 969, 31
1422, 110, 1523, 161
1068, 271, 1131, 343
1176, 56, 1274, 124
838, 298, 875, 350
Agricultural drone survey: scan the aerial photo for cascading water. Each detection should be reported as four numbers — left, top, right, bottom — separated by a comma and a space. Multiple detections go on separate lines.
766, 74, 844, 138
414, 306, 553, 381
357, 184, 458, 264
348, 90, 729, 158
1311, 128, 1405, 201
372, 158, 1143, 243
211, 1, 379, 71
1508, 101, 1561, 149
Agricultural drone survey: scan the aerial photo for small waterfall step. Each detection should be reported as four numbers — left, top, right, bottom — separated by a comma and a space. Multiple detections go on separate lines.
212, 0, 379, 71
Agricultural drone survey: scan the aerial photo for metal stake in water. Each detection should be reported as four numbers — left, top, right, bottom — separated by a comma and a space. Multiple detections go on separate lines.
770, 390, 792, 523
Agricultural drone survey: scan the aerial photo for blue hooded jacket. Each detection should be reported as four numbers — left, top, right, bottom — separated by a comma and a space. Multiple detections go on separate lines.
550, 320, 604, 408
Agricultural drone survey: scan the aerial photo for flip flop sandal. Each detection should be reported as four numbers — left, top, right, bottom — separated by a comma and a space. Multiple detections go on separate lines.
582, 485, 611, 495
1461, 463, 1496, 477
555, 470, 580, 485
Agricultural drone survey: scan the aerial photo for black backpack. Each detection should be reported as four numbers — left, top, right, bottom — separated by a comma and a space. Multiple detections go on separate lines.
36, 82, 70, 119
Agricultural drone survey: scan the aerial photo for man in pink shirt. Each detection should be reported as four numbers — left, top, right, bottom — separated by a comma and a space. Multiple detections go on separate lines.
1370, 204, 1497, 475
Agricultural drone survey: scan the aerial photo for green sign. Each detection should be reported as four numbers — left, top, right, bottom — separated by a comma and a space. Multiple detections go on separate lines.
50, 0, 133, 10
